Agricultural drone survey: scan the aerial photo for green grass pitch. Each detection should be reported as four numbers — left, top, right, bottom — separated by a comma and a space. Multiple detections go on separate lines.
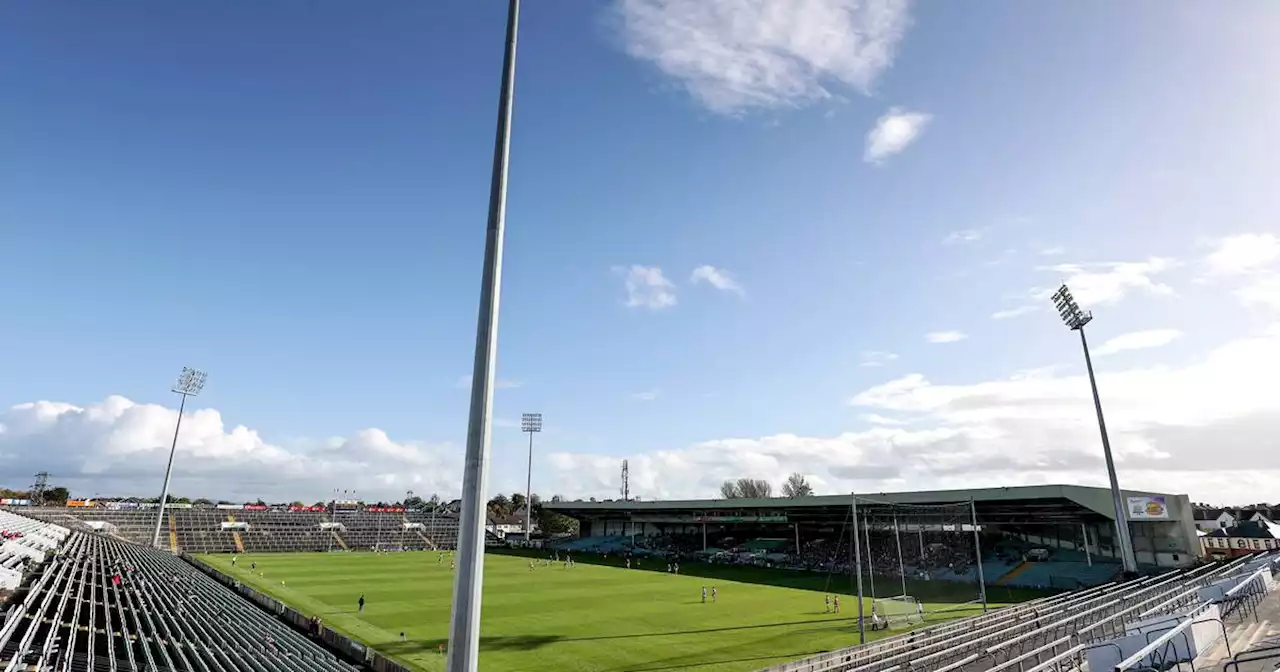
198, 551, 1032, 672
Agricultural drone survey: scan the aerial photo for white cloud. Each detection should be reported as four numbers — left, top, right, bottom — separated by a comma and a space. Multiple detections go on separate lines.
1039, 246, 1066, 256
455, 375, 522, 390
1037, 257, 1177, 306
544, 328, 1280, 505
859, 350, 899, 368
0, 396, 462, 502
614, 0, 912, 115
1205, 234, 1280, 275
15, 328, 1280, 507
860, 413, 908, 426
631, 389, 661, 402
690, 265, 745, 295
991, 306, 1039, 320
1235, 274, 1280, 310
613, 265, 677, 309
1093, 329, 1182, 357
864, 107, 932, 164
945, 228, 987, 244
925, 330, 967, 344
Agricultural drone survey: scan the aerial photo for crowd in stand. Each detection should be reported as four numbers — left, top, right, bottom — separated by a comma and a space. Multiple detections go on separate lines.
556, 528, 993, 582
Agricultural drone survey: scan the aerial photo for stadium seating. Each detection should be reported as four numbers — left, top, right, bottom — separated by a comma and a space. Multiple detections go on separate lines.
761, 550, 1279, 672
0, 515, 356, 672
0, 510, 70, 590
997, 559, 1122, 589
11, 506, 461, 555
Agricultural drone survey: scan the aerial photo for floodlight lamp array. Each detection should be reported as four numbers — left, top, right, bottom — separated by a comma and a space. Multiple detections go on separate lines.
521, 412, 543, 433
172, 367, 208, 396
1050, 285, 1092, 330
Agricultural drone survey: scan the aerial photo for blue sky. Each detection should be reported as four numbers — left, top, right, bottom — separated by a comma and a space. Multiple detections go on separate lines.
2, 1, 1279, 504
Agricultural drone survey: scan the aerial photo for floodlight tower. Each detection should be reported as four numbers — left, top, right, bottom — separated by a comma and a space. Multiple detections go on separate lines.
151, 367, 208, 549
1051, 285, 1137, 574
522, 413, 542, 542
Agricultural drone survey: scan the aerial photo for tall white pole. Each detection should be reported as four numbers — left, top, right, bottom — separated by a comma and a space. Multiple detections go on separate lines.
151, 366, 206, 550
151, 392, 189, 549
1052, 285, 1137, 575
447, 1, 519, 669
1080, 327, 1139, 574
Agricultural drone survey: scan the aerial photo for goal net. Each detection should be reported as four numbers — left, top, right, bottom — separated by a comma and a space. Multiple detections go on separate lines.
851, 496, 989, 627
872, 595, 924, 629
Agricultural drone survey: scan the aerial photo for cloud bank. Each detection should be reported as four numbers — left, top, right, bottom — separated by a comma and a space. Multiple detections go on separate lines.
615, 0, 912, 115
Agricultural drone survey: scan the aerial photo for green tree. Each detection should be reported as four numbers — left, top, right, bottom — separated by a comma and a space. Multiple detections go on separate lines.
782, 473, 813, 498
487, 494, 511, 517
536, 506, 579, 536
719, 478, 773, 499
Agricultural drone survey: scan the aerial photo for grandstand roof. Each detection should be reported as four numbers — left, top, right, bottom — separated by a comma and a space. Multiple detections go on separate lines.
544, 484, 1190, 525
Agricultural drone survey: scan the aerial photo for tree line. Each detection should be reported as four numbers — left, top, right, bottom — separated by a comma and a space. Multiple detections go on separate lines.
719, 473, 813, 499
485, 492, 579, 536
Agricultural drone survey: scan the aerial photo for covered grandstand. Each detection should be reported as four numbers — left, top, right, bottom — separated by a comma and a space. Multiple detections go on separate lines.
545, 485, 1204, 589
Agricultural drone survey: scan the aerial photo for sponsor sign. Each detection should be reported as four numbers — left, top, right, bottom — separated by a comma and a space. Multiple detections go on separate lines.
289, 505, 327, 512
216, 504, 243, 510
243, 504, 268, 511
1127, 496, 1170, 520
167, 502, 193, 509
104, 501, 140, 510
0, 498, 31, 506
366, 507, 405, 513
66, 500, 95, 508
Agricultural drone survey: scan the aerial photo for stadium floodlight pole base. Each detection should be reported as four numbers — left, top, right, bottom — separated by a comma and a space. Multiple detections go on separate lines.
1079, 327, 1139, 575
151, 392, 189, 550
446, 1, 520, 670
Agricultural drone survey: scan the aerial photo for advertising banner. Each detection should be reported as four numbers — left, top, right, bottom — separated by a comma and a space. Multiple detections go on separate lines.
167, 502, 193, 509
243, 504, 268, 511
367, 507, 405, 513
0, 498, 31, 506
216, 504, 243, 510
66, 500, 94, 508
1127, 496, 1170, 520
289, 505, 326, 512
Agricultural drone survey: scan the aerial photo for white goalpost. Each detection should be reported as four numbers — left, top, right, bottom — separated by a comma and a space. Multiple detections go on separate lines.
849, 494, 989, 642
871, 595, 925, 629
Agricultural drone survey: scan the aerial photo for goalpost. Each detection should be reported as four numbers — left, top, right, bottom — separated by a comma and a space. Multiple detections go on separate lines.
871, 595, 924, 629
849, 494, 989, 640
